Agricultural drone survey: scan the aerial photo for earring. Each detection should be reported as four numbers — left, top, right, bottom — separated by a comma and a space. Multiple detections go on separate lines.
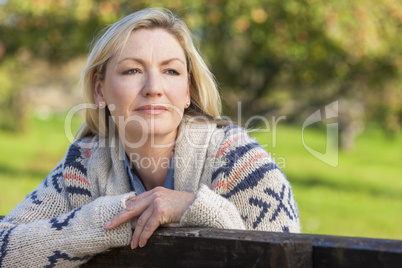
98, 102, 106, 109
186, 102, 190, 108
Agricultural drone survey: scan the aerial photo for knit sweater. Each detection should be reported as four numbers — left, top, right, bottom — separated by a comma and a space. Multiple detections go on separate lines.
0, 118, 300, 267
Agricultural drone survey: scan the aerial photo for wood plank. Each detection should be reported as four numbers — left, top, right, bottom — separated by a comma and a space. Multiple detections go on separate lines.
82, 228, 312, 268
2, 215, 401, 267
311, 233, 402, 268
81, 228, 402, 268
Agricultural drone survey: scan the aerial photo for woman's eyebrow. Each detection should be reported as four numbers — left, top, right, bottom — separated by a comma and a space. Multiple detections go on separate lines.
117, 57, 185, 66
117, 57, 144, 65
160, 58, 185, 66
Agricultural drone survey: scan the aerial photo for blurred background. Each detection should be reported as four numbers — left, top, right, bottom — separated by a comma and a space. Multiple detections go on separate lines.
0, 0, 401, 239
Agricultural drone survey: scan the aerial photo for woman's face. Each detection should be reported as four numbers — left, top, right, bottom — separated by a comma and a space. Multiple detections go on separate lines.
94, 28, 190, 147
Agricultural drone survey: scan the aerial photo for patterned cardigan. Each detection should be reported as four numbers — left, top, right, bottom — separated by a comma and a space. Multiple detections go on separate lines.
0, 118, 300, 267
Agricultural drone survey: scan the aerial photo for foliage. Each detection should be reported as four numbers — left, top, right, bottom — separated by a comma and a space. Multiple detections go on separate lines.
194, 0, 402, 136
0, 0, 401, 135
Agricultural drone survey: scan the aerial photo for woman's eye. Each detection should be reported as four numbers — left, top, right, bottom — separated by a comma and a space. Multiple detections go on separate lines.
166, 69, 180, 75
123, 69, 139, 75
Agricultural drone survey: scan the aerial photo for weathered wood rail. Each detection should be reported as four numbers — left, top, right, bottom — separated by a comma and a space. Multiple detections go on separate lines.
81, 228, 402, 268
1, 216, 401, 267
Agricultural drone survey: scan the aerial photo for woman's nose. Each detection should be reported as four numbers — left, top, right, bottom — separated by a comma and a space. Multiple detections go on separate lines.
142, 72, 163, 97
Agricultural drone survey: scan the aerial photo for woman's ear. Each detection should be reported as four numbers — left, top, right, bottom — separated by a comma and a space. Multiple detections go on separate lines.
188, 73, 191, 86
185, 91, 191, 109
93, 73, 106, 108
186, 73, 191, 103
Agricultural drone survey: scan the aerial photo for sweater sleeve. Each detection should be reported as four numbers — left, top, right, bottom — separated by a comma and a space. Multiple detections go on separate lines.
180, 126, 300, 233
0, 138, 134, 267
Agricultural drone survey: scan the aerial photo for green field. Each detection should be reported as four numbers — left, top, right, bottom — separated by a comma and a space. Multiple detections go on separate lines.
1, 115, 401, 240
0, 114, 83, 216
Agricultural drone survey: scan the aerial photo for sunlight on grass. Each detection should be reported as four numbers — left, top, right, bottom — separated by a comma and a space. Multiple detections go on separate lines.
0, 113, 84, 215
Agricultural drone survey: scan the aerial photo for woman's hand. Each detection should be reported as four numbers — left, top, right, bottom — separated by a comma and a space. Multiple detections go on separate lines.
104, 187, 196, 249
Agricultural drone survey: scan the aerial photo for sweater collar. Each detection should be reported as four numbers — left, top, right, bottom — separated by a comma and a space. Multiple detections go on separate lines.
106, 116, 217, 194
173, 117, 217, 193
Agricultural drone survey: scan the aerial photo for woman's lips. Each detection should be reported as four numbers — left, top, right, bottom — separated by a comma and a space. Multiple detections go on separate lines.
135, 105, 168, 115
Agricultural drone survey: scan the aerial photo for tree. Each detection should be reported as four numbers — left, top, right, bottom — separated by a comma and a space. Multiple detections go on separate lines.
193, 0, 402, 148
1, 0, 401, 148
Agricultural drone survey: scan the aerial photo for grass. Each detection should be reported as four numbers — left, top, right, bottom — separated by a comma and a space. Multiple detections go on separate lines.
0, 115, 401, 240
0, 113, 83, 215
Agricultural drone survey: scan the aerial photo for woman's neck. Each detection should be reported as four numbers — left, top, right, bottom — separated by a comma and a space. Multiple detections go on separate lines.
122, 132, 176, 191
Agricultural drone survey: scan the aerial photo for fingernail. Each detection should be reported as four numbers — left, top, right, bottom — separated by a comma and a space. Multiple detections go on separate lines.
131, 241, 136, 250
104, 221, 112, 228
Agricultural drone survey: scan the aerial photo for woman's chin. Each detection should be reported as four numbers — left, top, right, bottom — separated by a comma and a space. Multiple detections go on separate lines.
119, 125, 178, 147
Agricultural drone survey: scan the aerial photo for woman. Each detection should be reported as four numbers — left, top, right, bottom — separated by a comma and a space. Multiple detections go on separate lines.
0, 8, 300, 267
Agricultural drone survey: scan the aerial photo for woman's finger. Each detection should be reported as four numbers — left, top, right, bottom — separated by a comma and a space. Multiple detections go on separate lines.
125, 190, 154, 206
132, 192, 170, 249
105, 192, 154, 229
137, 208, 166, 249
130, 218, 138, 229
131, 205, 154, 249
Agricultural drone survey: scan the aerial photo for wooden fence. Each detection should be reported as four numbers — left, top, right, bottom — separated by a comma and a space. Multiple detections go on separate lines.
81, 227, 402, 268
1, 215, 401, 267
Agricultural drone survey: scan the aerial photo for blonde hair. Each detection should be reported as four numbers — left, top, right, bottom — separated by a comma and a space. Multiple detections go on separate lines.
77, 8, 223, 139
